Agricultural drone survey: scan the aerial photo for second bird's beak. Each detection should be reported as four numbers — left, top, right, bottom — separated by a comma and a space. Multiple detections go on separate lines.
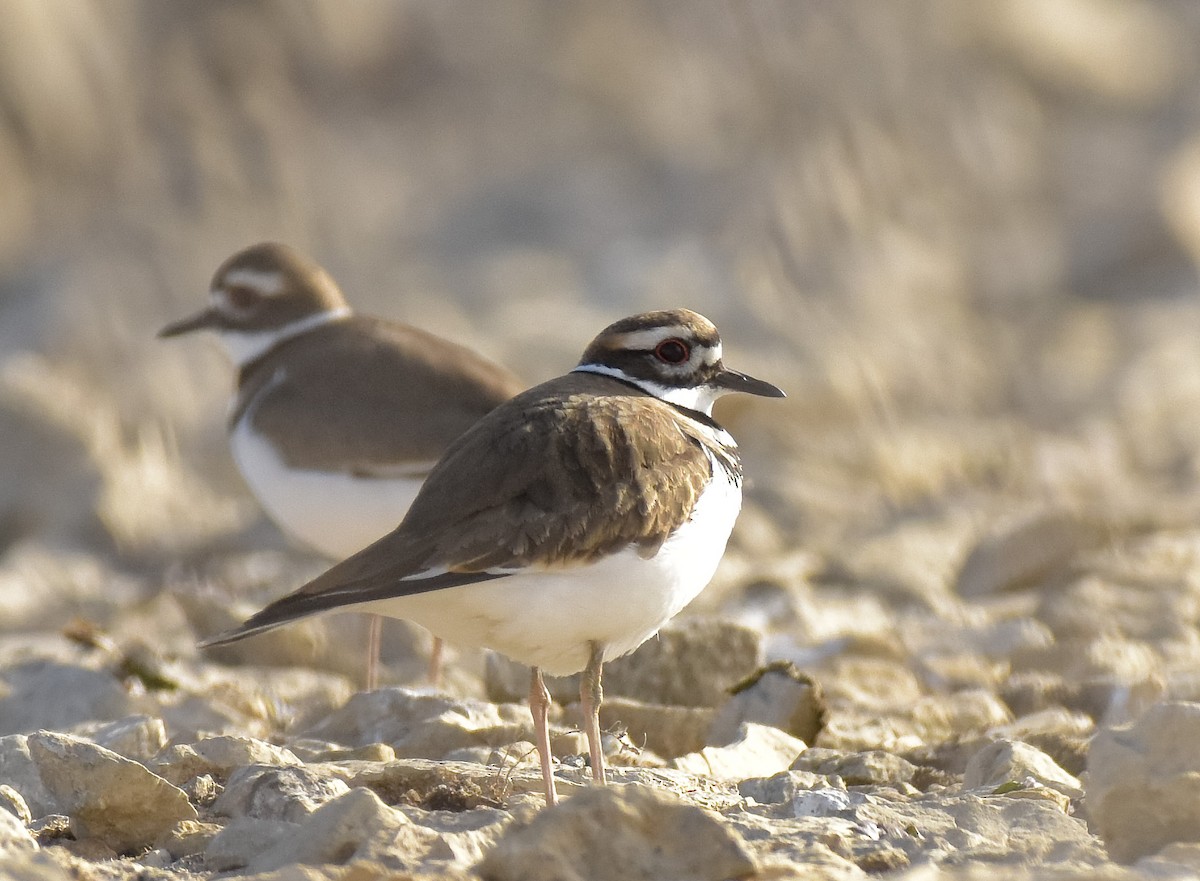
715, 367, 786, 399
159, 307, 221, 338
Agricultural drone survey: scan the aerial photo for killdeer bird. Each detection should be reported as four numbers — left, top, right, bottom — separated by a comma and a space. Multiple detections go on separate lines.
161, 242, 524, 688
202, 308, 784, 806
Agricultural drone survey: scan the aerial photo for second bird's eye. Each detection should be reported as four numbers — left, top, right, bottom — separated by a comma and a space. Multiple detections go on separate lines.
224, 284, 259, 311
654, 339, 690, 364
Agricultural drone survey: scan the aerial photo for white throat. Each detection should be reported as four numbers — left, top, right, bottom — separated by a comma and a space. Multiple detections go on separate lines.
216, 307, 351, 368
571, 363, 724, 416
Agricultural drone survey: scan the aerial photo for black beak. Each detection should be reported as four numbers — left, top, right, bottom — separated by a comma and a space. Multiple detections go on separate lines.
715, 368, 786, 398
158, 307, 221, 338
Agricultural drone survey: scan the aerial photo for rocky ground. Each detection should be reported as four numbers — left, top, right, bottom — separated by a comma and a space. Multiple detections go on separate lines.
5, 509, 1200, 880
7, 1, 1200, 879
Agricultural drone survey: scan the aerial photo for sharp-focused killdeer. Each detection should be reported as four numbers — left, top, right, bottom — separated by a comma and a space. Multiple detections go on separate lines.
161, 242, 524, 688
202, 308, 784, 805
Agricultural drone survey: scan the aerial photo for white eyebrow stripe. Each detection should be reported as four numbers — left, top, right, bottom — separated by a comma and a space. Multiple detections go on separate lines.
612, 326, 690, 350
217, 269, 286, 297
611, 328, 722, 365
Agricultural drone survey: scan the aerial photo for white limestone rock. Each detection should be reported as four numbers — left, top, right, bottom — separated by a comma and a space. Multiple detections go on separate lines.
0, 784, 31, 824
156, 818, 222, 860
963, 738, 1082, 799
301, 687, 530, 758
397, 803, 513, 867
671, 722, 806, 781
0, 735, 56, 818
955, 509, 1104, 597
729, 786, 1101, 874
1088, 700, 1200, 862
76, 714, 167, 763
738, 770, 831, 806
0, 662, 138, 736
912, 689, 1013, 742
213, 764, 352, 823
791, 748, 919, 787
0, 806, 37, 855
27, 731, 197, 853
708, 661, 826, 747
152, 734, 302, 786
596, 696, 712, 758
203, 816, 298, 873
478, 784, 756, 881
241, 787, 442, 874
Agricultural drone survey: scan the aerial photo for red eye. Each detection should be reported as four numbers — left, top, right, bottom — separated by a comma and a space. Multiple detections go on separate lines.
654, 339, 690, 364
224, 285, 259, 311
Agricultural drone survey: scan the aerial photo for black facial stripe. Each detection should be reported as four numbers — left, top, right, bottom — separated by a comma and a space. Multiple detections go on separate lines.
576, 368, 729, 434
599, 349, 722, 385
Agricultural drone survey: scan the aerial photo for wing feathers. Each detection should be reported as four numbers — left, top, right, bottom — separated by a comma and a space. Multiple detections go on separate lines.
199, 569, 509, 647
208, 374, 720, 646
233, 316, 522, 471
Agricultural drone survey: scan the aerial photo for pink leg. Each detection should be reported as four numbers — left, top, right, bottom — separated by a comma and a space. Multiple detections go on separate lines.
529, 666, 558, 806
580, 643, 606, 785
428, 636, 444, 688
364, 614, 382, 691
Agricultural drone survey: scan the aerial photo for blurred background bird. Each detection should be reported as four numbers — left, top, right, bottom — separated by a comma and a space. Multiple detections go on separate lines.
159, 242, 524, 689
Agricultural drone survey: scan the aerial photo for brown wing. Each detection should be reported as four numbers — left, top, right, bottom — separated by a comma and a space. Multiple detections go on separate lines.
233, 316, 524, 472
408, 375, 716, 571
204, 374, 716, 644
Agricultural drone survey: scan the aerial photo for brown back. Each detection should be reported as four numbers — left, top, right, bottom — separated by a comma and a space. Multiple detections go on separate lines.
233, 315, 525, 472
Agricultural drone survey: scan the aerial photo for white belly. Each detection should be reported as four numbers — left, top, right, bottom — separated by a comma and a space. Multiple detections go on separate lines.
230, 419, 421, 560
362, 467, 743, 675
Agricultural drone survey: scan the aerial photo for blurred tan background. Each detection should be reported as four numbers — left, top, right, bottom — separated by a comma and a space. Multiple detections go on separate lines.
5, 0, 1200, 586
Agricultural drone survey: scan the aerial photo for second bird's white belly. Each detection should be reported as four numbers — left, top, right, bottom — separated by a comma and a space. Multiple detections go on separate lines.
231, 418, 422, 559
362, 465, 743, 676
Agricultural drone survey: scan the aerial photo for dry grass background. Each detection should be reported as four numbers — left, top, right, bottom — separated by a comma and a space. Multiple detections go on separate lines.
4, 0, 1200, 706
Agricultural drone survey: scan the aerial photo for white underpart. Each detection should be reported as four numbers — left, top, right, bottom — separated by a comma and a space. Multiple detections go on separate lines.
360, 450, 743, 675
214, 307, 351, 368
230, 372, 423, 559
571, 363, 727, 416
630, 377, 726, 416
